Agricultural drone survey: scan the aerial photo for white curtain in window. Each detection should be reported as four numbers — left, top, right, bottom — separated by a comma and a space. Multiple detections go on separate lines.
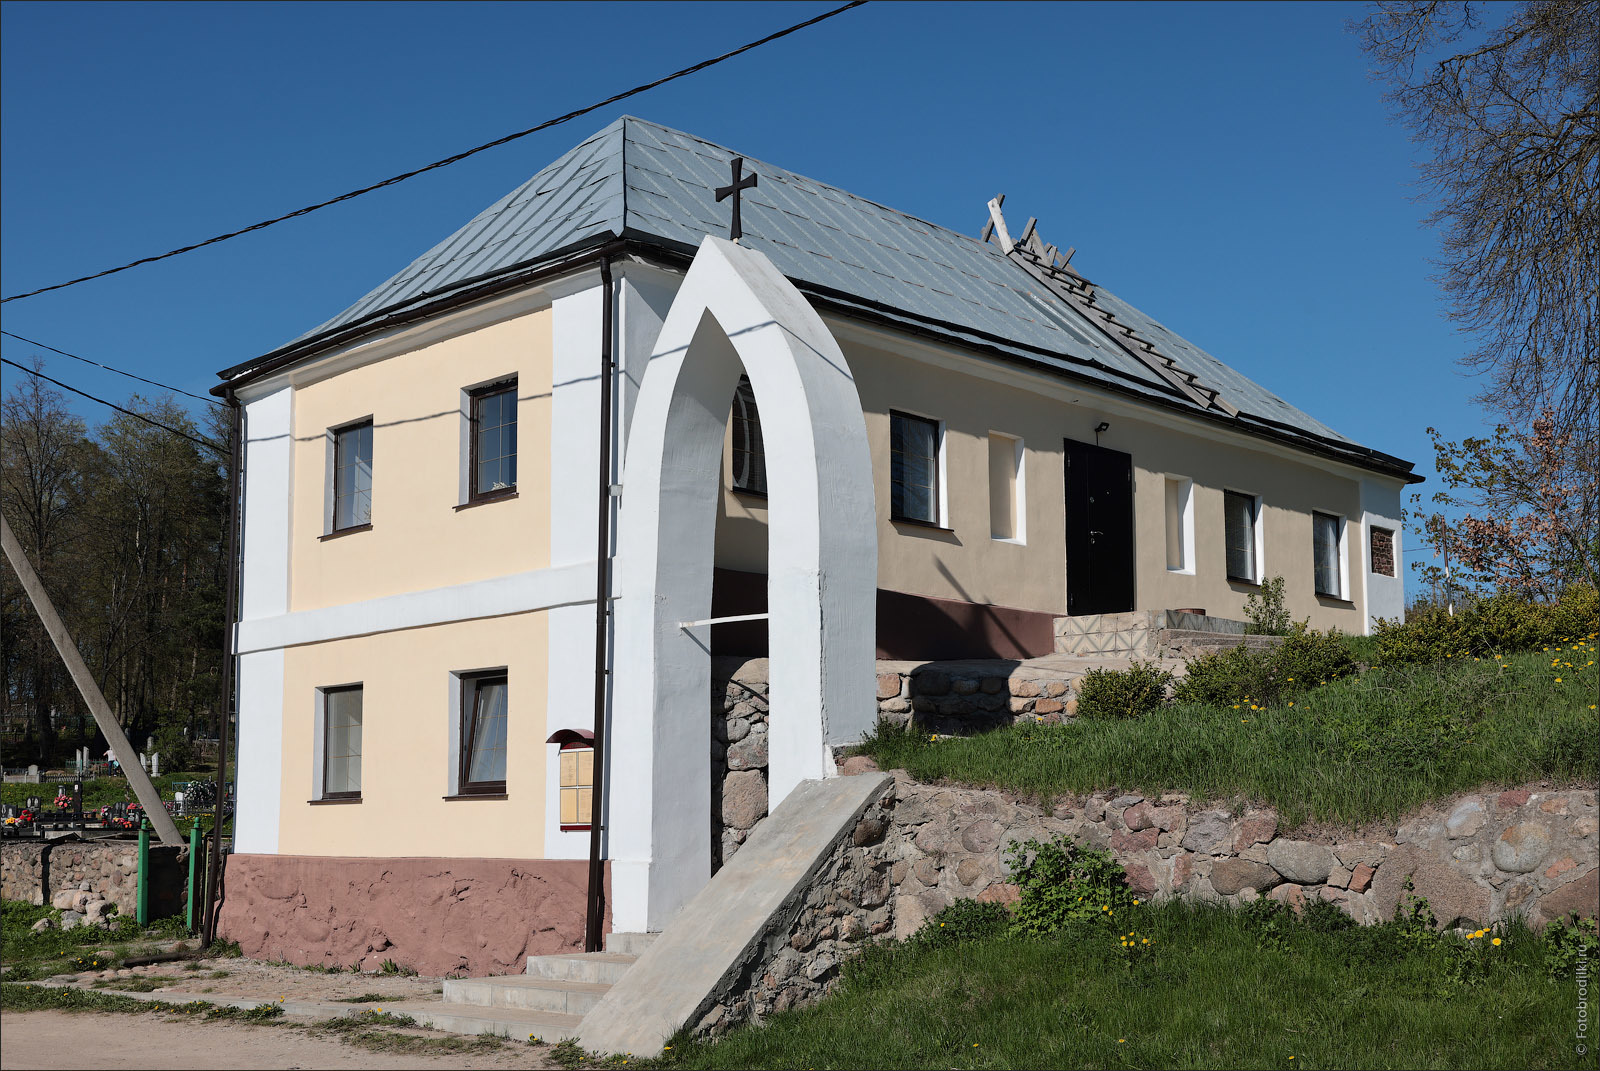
1314, 513, 1340, 596
467, 680, 509, 783
1225, 492, 1255, 581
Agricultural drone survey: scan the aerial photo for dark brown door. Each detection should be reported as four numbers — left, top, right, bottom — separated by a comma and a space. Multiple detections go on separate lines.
1063, 438, 1135, 615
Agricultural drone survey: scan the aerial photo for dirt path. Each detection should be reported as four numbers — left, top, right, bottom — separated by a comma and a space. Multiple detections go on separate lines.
0, 1010, 558, 1070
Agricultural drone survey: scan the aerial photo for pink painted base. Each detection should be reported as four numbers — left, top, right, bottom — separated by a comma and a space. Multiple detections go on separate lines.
217, 854, 608, 977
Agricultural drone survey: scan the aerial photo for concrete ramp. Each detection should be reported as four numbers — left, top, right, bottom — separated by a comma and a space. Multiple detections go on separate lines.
576, 772, 892, 1057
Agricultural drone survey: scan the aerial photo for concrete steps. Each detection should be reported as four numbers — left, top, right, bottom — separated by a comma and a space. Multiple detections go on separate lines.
383, 933, 660, 1040
377, 1000, 586, 1042
445, 974, 613, 1015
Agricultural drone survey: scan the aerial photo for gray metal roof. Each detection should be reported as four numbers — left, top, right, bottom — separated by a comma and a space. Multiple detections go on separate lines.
234, 116, 1408, 474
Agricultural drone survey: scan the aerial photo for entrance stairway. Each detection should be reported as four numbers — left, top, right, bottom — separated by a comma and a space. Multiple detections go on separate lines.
382, 933, 656, 1041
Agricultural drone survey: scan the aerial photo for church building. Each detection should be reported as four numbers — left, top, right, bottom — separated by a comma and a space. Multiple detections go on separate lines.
211, 116, 1417, 970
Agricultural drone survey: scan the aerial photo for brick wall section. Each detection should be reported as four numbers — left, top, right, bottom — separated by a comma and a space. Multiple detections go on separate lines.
1371, 527, 1396, 577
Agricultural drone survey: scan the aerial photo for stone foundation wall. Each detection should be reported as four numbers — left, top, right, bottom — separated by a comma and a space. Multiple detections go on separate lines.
1, 839, 187, 920
215, 854, 604, 977
700, 773, 1598, 1035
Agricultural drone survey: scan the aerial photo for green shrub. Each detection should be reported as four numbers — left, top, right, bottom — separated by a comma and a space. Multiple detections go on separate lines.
909, 899, 1011, 950
1540, 913, 1599, 979
1375, 582, 1599, 664
151, 723, 197, 772
1243, 575, 1294, 635
1006, 837, 1136, 937
1172, 625, 1355, 708
1076, 661, 1174, 719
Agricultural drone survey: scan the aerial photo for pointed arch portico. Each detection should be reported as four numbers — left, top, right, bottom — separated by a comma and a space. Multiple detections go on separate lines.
608, 236, 877, 933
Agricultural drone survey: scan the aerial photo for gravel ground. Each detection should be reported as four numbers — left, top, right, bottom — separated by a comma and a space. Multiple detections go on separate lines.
1, 1009, 559, 1070
49, 955, 450, 1003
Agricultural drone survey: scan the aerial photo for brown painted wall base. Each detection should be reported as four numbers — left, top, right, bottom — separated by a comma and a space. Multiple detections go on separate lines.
217, 854, 607, 977
711, 567, 1058, 660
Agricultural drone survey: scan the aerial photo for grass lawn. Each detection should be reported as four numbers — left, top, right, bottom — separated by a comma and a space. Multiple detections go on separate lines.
658, 901, 1596, 1071
857, 649, 1598, 826
0, 900, 194, 982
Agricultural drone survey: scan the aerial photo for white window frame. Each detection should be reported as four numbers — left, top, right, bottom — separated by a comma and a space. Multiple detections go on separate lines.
988, 431, 1026, 544
323, 415, 374, 535
1164, 474, 1195, 575
1223, 488, 1264, 585
311, 682, 363, 801
1312, 510, 1349, 600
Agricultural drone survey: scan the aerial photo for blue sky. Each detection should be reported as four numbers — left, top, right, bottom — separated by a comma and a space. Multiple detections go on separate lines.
2, 1, 1486, 558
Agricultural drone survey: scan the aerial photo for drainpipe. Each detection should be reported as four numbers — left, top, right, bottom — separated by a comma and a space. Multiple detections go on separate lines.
584, 259, 616, 953
203, 388, 242, 946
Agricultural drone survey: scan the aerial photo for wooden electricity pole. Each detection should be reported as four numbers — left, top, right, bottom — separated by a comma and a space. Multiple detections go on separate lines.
1, 513, 183, 846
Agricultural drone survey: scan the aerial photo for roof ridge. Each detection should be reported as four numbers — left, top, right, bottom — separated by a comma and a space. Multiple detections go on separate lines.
616, 116, 1009, 262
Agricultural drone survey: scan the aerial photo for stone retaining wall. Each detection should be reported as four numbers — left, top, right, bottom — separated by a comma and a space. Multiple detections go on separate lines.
704, 771, 1599, 1034
1, 839, 188, 920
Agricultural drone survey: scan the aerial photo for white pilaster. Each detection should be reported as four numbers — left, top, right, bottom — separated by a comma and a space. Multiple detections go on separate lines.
544, 274, 607, 857
232, 386, 293, 855
1360, 477, 1406, 632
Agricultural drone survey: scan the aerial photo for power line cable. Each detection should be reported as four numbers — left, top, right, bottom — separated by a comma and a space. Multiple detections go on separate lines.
2, 1, 869, 305
1, 330, 221, 405
1, 357, 225, 454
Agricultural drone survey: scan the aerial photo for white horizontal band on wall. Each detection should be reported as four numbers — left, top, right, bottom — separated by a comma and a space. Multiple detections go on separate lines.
234, 561, 604, 654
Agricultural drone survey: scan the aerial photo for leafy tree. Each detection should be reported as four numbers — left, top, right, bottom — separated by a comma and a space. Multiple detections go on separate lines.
1354, 1, 1598, 440
1, 371, 229, 766
1410, 411, 1598, 599
1, 366, 89, 761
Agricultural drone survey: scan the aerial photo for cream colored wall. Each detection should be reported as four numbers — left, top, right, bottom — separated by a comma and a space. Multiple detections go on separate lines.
276, 611, 549, 858
713, 335, 1369, 631
289, 309, 553, 611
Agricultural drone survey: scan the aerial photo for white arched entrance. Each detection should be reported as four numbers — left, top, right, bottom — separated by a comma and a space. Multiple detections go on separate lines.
607, 236, 877, 933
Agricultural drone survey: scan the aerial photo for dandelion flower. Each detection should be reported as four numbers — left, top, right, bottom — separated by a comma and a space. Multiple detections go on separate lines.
1492, 937, 1502, 946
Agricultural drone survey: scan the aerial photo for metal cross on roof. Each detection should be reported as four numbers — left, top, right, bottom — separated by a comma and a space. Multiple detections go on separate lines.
715, 156, 759, 241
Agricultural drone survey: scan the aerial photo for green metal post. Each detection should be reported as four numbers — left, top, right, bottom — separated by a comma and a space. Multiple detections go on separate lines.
186, 822, 201, 932
137, 816, 150, 926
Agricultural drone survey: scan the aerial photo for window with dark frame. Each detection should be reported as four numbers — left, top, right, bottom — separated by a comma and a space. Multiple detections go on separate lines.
730, 375, 767, 495
470, 381, 518, 500
1224, 490, 1258, 583
459, 673, 508, 795
321, 685, 362, 800
558, 742, 594, 831
1313, 512, 1342, 598
332, 421, 373, 531
891, 411, 940, 525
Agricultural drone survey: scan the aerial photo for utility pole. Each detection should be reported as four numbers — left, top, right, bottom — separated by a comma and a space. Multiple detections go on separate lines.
1, 513, 183, 846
